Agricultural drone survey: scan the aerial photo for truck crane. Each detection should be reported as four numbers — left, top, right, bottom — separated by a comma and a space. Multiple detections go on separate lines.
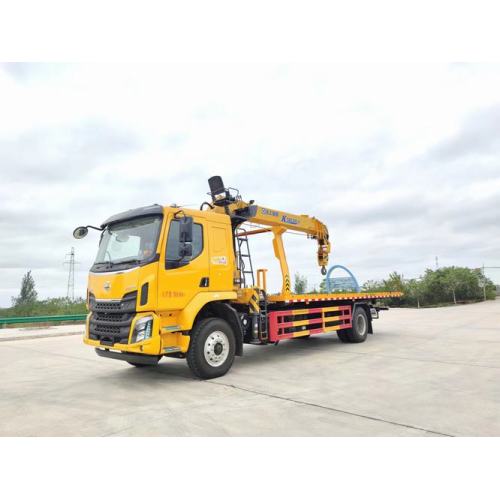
73, 176, 401, 379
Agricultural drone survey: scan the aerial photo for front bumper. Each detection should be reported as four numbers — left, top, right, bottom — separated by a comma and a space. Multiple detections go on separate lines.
95, 348, 161, 365
84, 311, 162, 356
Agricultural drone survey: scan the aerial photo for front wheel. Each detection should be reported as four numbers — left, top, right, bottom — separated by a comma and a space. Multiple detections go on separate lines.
187, 318, 236, 379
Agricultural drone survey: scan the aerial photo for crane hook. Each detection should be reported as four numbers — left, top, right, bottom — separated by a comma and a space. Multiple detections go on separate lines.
321, 266, 327, 276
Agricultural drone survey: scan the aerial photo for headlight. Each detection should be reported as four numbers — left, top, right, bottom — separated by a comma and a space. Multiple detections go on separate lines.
131, 316, 153, 343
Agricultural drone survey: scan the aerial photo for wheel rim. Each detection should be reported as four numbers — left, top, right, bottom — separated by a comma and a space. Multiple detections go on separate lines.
204, 330, 229, 367
356, 313, 367, 335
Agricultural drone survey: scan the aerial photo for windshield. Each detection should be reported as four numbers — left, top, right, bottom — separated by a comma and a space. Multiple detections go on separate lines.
93, 216, 162, 270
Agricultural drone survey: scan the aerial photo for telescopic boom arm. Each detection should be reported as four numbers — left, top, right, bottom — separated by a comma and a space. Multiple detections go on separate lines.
207, 176, 331, 296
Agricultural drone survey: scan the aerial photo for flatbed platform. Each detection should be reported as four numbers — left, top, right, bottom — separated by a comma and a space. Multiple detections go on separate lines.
267, 291, 403, 304
263, 291, 403, 342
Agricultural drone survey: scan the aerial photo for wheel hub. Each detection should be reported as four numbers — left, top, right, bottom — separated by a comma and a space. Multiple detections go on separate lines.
204, 330, 229, 367
356, 314, 367, 335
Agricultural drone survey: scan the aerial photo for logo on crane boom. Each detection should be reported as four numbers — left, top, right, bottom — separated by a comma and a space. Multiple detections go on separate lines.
261, 208, 279, 217
281, 215, 299, 225
261, 207, 299, 225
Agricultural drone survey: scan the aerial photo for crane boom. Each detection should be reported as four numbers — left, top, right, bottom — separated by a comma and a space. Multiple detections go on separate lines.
207, 176, 331, 296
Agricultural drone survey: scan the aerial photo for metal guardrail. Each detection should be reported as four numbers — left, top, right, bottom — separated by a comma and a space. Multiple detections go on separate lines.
0, 314, 87, 327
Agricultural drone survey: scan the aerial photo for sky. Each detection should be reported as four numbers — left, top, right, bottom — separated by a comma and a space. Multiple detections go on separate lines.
0, 63, 499, 306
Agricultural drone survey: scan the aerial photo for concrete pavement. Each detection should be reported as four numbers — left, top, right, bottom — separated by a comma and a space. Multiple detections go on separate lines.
0, 324, 84, 342
1, 300, 499, 436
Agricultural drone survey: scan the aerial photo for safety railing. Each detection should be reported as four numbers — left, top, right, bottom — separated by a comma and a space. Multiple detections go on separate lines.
0, 314, 87, 328
268, 305, 352, 342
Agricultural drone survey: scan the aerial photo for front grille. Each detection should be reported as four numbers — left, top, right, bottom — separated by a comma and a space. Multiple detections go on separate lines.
93, 311, 134, 326
93, 324, 121, 335
88, 291, 137, 345
89, 291, 137, 313
91, 301, 122, 312
89, 315, 133, 345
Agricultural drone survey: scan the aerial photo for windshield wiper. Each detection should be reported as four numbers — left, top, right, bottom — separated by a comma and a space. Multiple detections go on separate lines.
94, 260, 113, 268
93, 258, 142, 269
114, 258, 142, 266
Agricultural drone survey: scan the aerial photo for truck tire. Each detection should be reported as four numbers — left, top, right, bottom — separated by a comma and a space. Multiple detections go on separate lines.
187, 317, 236, 379
337, 307, 369, 343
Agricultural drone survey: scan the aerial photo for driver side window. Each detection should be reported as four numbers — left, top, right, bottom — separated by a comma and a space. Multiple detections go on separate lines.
166, 219, 203, 269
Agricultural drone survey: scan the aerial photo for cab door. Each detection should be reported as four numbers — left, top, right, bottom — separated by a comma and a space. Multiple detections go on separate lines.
157, 214, 209, 311
208, 222, 234, 291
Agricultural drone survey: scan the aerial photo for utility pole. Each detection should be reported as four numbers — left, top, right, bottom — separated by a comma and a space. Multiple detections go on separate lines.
64, 247, 76, 301
435, 256, 439, 270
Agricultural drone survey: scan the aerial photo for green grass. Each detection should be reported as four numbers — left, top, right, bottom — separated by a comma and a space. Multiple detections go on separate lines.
0, 297, 87, 318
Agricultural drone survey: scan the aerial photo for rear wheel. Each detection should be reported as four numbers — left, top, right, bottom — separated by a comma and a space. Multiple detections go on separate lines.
337, 307, 369, 343
187, 318, 236, 379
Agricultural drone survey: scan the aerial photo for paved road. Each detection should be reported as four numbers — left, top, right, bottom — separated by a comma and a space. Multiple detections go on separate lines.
1, 300, 499, 436
0, 324, 84, 342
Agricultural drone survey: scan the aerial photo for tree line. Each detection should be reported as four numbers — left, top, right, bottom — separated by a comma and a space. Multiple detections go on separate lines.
294, 266, 497, 307
2, 266, 496, 318
0, 271, 86, 318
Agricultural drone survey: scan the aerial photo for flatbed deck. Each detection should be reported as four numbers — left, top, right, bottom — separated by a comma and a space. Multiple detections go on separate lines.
267, 291, 403, 304
262, 291, 403, 342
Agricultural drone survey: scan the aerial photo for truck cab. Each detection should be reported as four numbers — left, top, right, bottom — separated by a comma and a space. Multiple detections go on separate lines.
83, 203, 239, 375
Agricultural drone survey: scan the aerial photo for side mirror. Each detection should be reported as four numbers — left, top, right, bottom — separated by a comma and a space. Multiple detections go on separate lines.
73, 226, 89, 239
179, 216, 193, 243
179, 242, 193, 258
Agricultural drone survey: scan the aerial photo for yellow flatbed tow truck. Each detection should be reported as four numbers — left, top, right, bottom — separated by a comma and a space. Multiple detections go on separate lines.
73, 176, 401, 379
